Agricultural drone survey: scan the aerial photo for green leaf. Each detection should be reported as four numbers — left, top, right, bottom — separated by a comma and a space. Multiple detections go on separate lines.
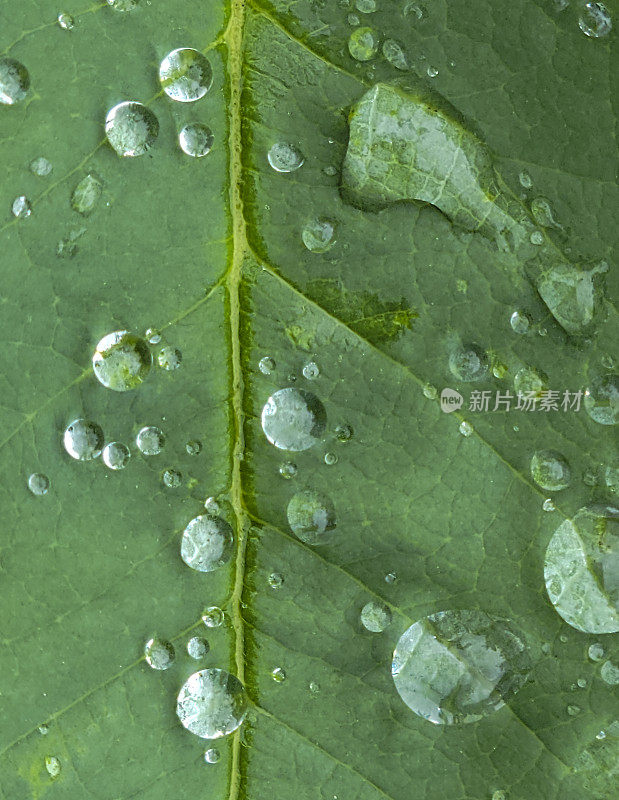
0, 1, 617, 799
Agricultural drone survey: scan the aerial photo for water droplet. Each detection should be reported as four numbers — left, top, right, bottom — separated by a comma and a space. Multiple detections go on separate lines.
45, 755, 61, 779
323, 164, 337, 176
531, 197, 561, 229
492, 362, 508, 380
530, 230, 544, 245
426, 66, 439, 78
258, 356, 275, 375
11, 196, 32, 218
145, 327, 162, 344
106, 0, 139, 10
181, 515, 234, 572
584, 374, 618, 425
544, 506, 619, 634
268, 572, 284, 589
492, 792, 506, 800
302, 217, 337, 252
176, 669, 248, 738
204, 496, 220, 515
71, 174, 102, 215
163, 468, 182, 488
459, 421, 473, 437
382, 39, 408, 70
600, 660, 619, 685
360, 601, 392, 632
278, 461, 297, 479
449, 344, 488, 382
27, 472, 50, 496
596, 730, 606, 739
287, 490, 336, 545
102, 442, 131, 470
403, 2, 424, 19
105, 101, 159, 157
519, 171, 532, 189
567, 704, 581, 716
187, 636, 210, 659
348, 27, 379, 61
309, 681, 320, 694
63, 419, 104, 461
267, 142, 304, 173
202, 607, 224, 628
385, 572, 397, 584
157, 346, 182, 371
530, 450, 571, 491
588, 642, 605, 661
583, 469, 597, 487
510, 310, 530, 334
30, 156, 52, 176
144, 637, 175, 670
186, 440, 202, 456
159, 48, 213, 103
324, 452, 338, 466
456, 279, 468, 294
0, 58, 29, 105
579, 2, 612, 37
179, 123, 214, 157
271, 666, 286, 683
38, 724, 49, 735
392, 609, 531, 724
514, 367, 547, 397
542, 498, 556, 512
355, 0, 377, 11
57, 12, 74, 29
422, 384, 438, 401
136, 426, 165, 456
302, 361, 320, 380
559, 633, 568, 643
537, 262, 607, 335
605, 464, 619, 493
204, 747, 220, 764
335, 423, 354, 442
93, 331, 152, 391
261, 388, 327, 451
577, 677, 587, 688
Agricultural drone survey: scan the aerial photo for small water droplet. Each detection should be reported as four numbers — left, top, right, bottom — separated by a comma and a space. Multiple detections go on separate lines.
459, 421, 473, 437
492, 792, 507, 800
531, 450, 571, 492
159, 48, 213, 102
600, 660, 619, 685
45, 755, 61, 779
30, 156, 52, 176
268, 572, 284, 589
335, 423, 354, 442
567, 704, 581, 716
302, 361, 320, 380
605, 464, 619, 493
348, 27, 379, 61
426, 66, 439, 78
0, 58, 30, 105
267, 142, 304, 173
38, 724, 49, 735
179, 123, 214, 157
271, 666, 286, 683
105, 101, 159, 157
204, 747, 220, 764
262, 388, 327, 451
510, 310, 530, 334
258, 356, 276, 375
204, 496, 220, 514
136, 426, 165, 455
163, 468, 182, 488
584, 374, 618, 425
360, 601, 392, 632
583, 469, 597, 487
576, 677, 587, 688
57, 12, 75, 29
578, 2, 612, 37
449, 344, 488, 382
287, 490, 336, 545
384, 572, 397, 584
278, 461, 297, 479
542, 498, 556, 512
28, 472, 50, 496
181, 515, 234, 572
145, 327, 162, 344
157, 346, 182, 371
519, 171, 532, 189
559, 633, 568, 643
102, 442, 131, 470
588, 642, 605, 661
71, 174, 102, 215
530, 230, 544, 245
355, 0, 376, 11
63, 419, 104, 461
309, 681, 320, 694
176, 669, 248, 738
106, 0, 139, 10
324, 451, 338, 465
11, 196, 31, 218
514, 367, 547, 397
144, 637, 175, 670
202, 606, 224, 628
187, 636, 210, 659
382, 39, 408, 70
302, 217, 337, 252
323, 164, 337, 176
93, 331, 152, 391
596, 730, 606, 740
186, 440, 202, 456
403, 2, 424, 19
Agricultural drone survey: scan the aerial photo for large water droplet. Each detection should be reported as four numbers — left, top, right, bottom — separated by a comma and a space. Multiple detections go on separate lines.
530, 450, 571, 491
536, 263, 606, 335
144, 637, 175, 670
600, 660, 619, 685
105, 101, 159, 157
0, 58, 29, 105
159, 48, 213, 102
584, 374, 618, 425
28, 473, 50, 496
176, 669, 248, 739
63, 419, 104, 461
578, 2, 612, 37
287, 490, 336, 545
136, 426, 165, 455
544, 506, 618, 633
179, 123, 214, 157
360, 601, 392, 632
102, 442, 131, 470
180, 515, 234, 572
392, 610, 531, 724
449, 344, 488, 382
93, 331, 152, 391
187, 636, 210, 659
267, 142, 304, 173
261, 388, 327, 451
71, 174, 102, 215
302, 218, 337, 252
348, 27, 379, 61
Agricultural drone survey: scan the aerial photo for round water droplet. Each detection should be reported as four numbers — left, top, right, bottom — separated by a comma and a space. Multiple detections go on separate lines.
309, 681, 320, 694
514, 367, 547, 397
542, 498, 556, 512
57, 13, 74, 29
530, 450, 571, 491
287, 490, 336, 545
159, 48, 213, 102
176, 668, 248, 738
510, 310, 530, 334
267, 142, 304, 173
278, 461, 297, 479
38, 724, 49, 735
382, 39, 408, 70
449, 344, 488, 382
157, 346, 182, 371
105, 101, 159, 157
107, 0, 139, 10
302, 361, 320, 380
187, 636, 210, 659
588, 642, 605, 661
530, 230, 544, 245
145, 327, 161, 344
360, 601, 392, 633
600, 660, 619, 685
181, 515, 234, 572
27, 472, 50, 496
271, 666, 286, 683
12, 196, 31, 218
422, 384, 438, 400
93, 331, 152, 391
584, 375, 618, 425
335, 423, 354, 442
348, 27, 379, 61
163, 468, 182, 488
135, 427, 165, 458
324, 452, 338, 466
179, 123, 214, 157
385, 572, 397, 584
63, 419, 104, 461
426, 66, 439, 78
302, 218, 337, 252
459, 421, 473, 437
576, 677, 587, 688
45, 755, 61, 779
144, 637, 175, 670
579, 2, 612, 37
186, 440, 202, 456
261, 388, 327, 451
268, 572, 284, 589
258, 356, 275, 375
102, 442, 131, 470
30, 156, 52, 176
202, 606, 224, 628
204, 747, 220, 764
544, 506, 619, 634
0, 58, 30, 105
348, 13, 360, 25
519, 171, 532, 189
392, 610, 531, 724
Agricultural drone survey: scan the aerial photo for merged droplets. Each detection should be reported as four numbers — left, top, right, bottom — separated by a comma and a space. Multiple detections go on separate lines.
578, 2, 612, 38
176, 668, 248, 738
0, 58, 30, 105
261, 388, 327, 451
287, 490, 336, 545
179, 123, 214, 157
144, 637, 175, 670
544, 506, 618, 634
180, 515, 234, 572
93, 331, 152, 391
105, 101, 159, 157
187, 636, 210, 659
267, 142, 304, 173
360, 601, 392, 633
102, 442, 131, 470
12, 196, 32, 218
392, 610, 531, 724
584, 374, 618, 425
530, 450, 571, 491
448, 344, 488, 382
63, 419, 104, 461
301, 218, 337, 253
28, 473, 50, 496
348, 27, 379, 61
159, 48, 213, 102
